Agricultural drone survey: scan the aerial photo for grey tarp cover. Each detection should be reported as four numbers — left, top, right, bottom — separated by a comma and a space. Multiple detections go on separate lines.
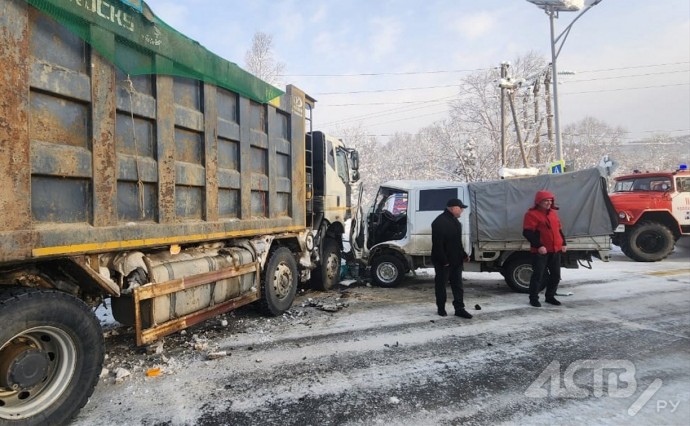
468, 168, 617, 243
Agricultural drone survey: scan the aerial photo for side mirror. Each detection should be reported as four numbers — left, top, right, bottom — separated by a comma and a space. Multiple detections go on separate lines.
350, 150, 360, 170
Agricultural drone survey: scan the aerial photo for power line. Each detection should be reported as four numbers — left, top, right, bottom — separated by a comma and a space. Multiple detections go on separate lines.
315, 83, 462, 96
280, 61, 688, 79
562, 82, 689, 95
565, 70, 689, 84
574, 61, 690, 74
324, 95, 457, 107
320, 96, 455, 127
316, 83, 688, 108
310, 67, 688, 97
280, 67, 492, 78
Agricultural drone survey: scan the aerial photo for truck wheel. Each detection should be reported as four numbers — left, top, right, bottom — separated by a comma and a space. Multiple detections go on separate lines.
371, 255, 405, 288
259, 247, 298, 316
0, 287, 104, 425
620, 222, 675, 262
504, 258, 549, 293
311, 238, 341, 291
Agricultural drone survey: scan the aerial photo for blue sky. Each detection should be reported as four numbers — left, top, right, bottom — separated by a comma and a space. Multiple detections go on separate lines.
145, 0, 690, 144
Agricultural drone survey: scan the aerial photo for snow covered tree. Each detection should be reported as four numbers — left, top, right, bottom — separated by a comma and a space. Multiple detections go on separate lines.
244, 32, 285, 86
561, 116, 625, 170
335, 125, 384, 208
443, 52, 548, 180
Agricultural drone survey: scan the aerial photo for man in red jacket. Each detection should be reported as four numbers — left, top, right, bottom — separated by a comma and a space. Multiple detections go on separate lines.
522, 190, 567, 307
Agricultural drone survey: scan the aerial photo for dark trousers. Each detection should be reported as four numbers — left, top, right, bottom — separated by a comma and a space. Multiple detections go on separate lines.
434, 264, 464, 310
529, 252, 561, 301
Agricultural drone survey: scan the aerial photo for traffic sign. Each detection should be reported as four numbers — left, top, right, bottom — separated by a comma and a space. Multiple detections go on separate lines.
550, 160, 565, 174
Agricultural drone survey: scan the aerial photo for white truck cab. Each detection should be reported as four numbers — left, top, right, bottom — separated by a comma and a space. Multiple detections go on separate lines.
351, 180, 471, 287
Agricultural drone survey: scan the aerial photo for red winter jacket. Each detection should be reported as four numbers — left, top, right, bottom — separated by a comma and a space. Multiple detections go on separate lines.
522, 191, 566, 253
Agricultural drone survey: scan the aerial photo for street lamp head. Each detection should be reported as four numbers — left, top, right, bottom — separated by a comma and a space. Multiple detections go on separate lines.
526, 0, 584, 11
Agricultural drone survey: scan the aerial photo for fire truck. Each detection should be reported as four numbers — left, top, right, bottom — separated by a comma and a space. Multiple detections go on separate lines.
609, 165, 690, 261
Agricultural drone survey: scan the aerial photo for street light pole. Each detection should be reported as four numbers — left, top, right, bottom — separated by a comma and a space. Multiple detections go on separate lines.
547, 6, 564, 162
528, 0, 604, 164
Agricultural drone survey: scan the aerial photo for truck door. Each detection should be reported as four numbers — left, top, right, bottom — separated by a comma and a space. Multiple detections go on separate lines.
416, 187, 471, 255
322, 138, 349, 223
674, 176, 690, 233
349, 185, 365, 259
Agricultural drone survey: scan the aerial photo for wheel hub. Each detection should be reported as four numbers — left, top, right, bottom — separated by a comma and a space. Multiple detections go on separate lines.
0, 342, 50, 390
378, 263, 396, 282
273, 264, 293, 299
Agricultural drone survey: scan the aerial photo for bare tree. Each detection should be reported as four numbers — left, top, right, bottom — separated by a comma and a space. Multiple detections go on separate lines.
336, 125, 384, 208
561, 117, 625, 171
244, 32, 285, 86
611, 133, 689, 176
441, 52, 547, 180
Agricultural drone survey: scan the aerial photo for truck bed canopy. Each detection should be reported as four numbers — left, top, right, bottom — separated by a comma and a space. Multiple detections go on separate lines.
26, 0, 282, 103
468, 168, 618, 242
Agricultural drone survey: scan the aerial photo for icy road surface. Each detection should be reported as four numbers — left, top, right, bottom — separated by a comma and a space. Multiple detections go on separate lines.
74, 240, 690, 425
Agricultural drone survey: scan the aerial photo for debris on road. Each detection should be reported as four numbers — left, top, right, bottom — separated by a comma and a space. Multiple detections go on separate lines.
207, 351, 230, 360
114, 367, 131, 384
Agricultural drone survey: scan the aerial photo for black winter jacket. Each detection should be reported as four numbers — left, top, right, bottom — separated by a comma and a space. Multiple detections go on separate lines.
431, 209, 466, 266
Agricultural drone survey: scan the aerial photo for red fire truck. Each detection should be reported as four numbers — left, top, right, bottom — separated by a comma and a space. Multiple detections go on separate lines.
609, 165, 690, 261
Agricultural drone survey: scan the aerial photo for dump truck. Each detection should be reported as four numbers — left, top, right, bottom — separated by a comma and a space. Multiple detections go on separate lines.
350, 168, 617, 291
609, 166, 690, 261
0, 0, 359, 424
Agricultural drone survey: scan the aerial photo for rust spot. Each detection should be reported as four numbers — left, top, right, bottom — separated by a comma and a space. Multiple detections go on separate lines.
0, 3, 31, 232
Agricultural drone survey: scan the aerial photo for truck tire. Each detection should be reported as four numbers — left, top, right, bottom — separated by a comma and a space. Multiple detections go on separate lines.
311, 238, 341, 291
0, 287, 104, 426
620, 222, 675, 262
371, 254, 405, 288
504, 257, 549, 293
504, 257, 533, 293
259, 247, 298, 316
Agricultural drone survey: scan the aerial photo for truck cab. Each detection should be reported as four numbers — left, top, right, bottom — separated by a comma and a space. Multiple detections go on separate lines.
306, 131, 360, 289
609, 166, 690, 261
351, 181, 470, 287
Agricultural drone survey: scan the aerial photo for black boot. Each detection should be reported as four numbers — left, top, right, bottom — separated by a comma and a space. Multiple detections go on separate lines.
455, 308, 473, 319
437, 307, 447, 316
530, 299, 541, 307
545, 297, 561, 306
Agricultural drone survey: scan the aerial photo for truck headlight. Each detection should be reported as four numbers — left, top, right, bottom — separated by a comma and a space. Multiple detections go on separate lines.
305, 232, 314, 251
618, 212, 626, 219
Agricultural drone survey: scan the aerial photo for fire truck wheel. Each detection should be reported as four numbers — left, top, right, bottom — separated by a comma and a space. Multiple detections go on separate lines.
621, 221, 675, 262
259, 247, 298, 316
371, 254, 405, 288
311, 239, 341, 291
0, 287, 104, 426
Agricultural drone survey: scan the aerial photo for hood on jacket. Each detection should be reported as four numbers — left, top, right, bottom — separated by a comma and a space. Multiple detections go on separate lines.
534, 190, 559, 210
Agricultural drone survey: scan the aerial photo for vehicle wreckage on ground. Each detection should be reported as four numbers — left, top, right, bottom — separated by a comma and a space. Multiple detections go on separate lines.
0, 0, 359, 424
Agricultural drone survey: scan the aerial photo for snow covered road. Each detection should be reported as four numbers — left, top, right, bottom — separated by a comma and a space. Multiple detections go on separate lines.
73, 242, 689, 425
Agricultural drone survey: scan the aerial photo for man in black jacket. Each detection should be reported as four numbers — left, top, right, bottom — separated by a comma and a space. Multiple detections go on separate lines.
431, 198, 473, 318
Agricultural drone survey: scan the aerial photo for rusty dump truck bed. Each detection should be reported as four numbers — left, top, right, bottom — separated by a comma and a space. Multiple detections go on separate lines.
0, 0, 310, 264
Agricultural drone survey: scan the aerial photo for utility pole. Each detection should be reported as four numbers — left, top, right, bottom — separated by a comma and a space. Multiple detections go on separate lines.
508, 90, 529, 168
500, 62, 509, 167
533, 79, 541, 163
544, 68, 554, 152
